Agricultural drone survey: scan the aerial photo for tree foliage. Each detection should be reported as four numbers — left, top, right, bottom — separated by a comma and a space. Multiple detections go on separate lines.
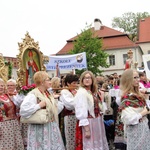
69, 24, 109, 76
112, 12, 150, 41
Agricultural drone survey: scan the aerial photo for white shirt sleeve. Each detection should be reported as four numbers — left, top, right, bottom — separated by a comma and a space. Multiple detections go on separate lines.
11, 94, 25, 108
74, 89, 89, 126
121, 107, 142, 125
19, 93, 41, 118
59, 89, 75, 110
58, 100, 64, 114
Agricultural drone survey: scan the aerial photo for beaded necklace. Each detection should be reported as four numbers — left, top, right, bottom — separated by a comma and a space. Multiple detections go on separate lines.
38, 88, 52, 103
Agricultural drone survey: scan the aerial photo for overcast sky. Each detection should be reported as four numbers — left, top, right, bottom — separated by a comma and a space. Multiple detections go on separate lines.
0, 0, 150, 57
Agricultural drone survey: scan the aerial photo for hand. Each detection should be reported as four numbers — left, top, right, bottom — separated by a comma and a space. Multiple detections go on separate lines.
140, 89, 147, 94
53, 94, 60, 99
140, 106, 150, 116
84, 125, 91, 138
39, 101, 46, 108
85, 130, 91, 138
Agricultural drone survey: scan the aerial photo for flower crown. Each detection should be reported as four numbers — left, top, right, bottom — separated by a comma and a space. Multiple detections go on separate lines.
19, 83, 36, 95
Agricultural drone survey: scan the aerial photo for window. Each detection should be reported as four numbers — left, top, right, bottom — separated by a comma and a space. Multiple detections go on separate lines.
123, 54, 128, 64
109, 55, 115, 66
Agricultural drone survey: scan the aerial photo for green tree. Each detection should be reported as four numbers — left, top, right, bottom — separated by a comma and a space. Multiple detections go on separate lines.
112, 12, 150, 41
69, 24, 109, 75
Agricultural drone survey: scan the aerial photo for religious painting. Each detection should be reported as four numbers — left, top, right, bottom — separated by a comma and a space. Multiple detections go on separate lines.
23, 49, 41, 85
17, 32, 46, 89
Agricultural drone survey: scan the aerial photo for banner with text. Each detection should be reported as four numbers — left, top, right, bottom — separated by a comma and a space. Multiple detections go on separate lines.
46, 52, 87, 70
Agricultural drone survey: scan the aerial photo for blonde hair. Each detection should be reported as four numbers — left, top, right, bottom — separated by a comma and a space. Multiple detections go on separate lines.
120, 69, 141, 96
102, 83, 109, 90
51, 77, 61, 89
33, 71, 49, 86
80, 70, 98, 93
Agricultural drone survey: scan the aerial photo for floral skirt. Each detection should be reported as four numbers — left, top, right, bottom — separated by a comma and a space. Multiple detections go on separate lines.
20, 123, 28, 149
27, 121, 65, 150
0, 119, 24, 150
126, 117, 150, 150
64, 115, 76, 150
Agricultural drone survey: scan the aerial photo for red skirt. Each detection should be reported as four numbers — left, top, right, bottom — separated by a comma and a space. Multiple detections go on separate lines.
75, 120, 83, 150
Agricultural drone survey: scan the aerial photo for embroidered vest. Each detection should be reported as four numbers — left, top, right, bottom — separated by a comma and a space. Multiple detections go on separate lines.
29, 88, 58, 123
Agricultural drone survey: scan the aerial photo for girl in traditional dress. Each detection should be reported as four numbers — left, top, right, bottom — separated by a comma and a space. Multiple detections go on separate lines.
119, 69, 150, 150
0, 78, 24, 150
74, 71, 109, 150
20, 71, 65, 150
59, 74, 79, 150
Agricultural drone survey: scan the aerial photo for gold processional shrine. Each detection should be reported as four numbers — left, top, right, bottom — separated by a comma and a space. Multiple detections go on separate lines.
0, 32, 49, 89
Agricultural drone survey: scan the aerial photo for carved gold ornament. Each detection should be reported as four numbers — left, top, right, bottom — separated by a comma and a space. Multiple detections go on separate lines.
17, 32, 46, 89
0, 53, 8, 82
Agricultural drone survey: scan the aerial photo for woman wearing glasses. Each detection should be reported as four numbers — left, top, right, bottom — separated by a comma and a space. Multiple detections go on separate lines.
20, 71, 65, 150
74, 70, 109, 150
119, 69, 150, 150
0, 78, 24, 150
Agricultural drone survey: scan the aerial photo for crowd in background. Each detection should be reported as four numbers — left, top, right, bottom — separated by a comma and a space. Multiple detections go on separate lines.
1, 69, 150, 150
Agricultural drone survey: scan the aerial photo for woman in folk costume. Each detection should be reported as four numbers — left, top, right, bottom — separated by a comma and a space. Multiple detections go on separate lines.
7, 79, 28, 149
74, 71, 109, 150
50, 76, 63, 112
20, 71, 65, 150
119, 69, 150, 150
59, 74, 79, 150
0, 78, 24, 150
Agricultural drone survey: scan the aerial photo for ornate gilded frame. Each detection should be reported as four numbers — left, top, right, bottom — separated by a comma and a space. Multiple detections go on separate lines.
17, 32, 46, 89
0, 53, 9, 82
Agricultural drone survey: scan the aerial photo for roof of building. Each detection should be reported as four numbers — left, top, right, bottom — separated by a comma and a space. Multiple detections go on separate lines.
57, 26, 137, 55
137, 17, 150, 43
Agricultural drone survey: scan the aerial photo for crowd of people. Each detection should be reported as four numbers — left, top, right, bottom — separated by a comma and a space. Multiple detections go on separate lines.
0, 68, 150, 150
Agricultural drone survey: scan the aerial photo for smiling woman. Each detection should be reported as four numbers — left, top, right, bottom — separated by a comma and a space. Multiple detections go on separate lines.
0, 78, 24, 150
6, 79, 17, 96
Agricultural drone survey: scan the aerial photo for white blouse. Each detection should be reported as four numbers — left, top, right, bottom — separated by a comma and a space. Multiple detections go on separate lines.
121, 107, 143, 125
57, 100, 64, 114
59, 89, 75, 110
20, 93, 41, 118
12, 94, 25, 107
109, 88, 122, 106
74, 87, 95, 127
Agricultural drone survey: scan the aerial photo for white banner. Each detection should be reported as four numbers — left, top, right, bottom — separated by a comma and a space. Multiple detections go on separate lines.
46, 52, 87, 70
142, 54, 150, 79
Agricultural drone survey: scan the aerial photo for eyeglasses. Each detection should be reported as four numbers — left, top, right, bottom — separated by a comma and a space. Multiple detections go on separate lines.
133, 76, 139, 79
44, 78, 51, 81
83, 77, 92, 80
7, 85, 16, 87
